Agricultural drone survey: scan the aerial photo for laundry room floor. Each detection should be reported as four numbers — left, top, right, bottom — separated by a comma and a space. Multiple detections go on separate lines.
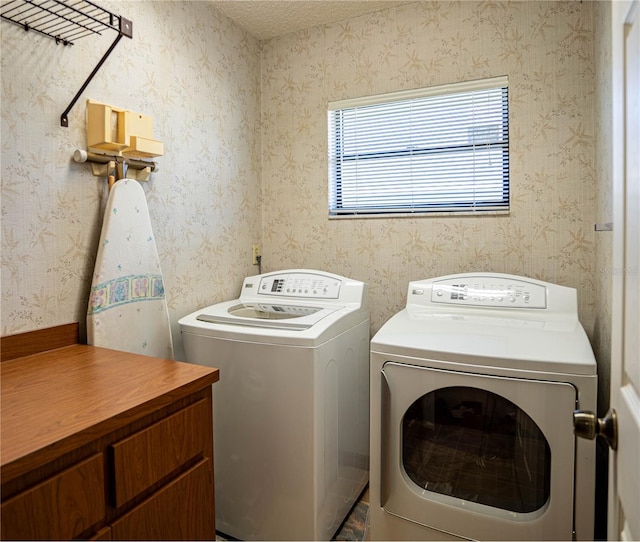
334, 487, 370, 541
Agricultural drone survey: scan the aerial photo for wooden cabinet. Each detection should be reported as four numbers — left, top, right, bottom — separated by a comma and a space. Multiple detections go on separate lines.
1, 327, 219, 541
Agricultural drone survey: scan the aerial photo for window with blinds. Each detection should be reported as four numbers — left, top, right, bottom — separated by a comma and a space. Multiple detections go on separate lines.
328, 77, 509, 217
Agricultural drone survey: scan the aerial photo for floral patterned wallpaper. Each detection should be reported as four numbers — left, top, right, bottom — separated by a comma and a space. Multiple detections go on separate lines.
260, 0, 597, 335
2, 0, 604, 362
1, 0, 262, 359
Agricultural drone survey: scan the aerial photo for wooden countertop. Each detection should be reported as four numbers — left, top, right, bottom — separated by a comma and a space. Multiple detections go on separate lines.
1, 344, 219, 482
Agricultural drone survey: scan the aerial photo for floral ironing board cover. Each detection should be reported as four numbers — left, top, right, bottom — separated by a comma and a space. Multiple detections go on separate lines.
87, 179, 174, 359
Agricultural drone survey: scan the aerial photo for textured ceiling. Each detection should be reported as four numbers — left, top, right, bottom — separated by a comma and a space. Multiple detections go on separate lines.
212, 1, 413, 41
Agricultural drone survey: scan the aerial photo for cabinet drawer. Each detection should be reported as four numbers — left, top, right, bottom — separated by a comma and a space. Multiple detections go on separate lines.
1, 453, 105, 540
110, 458, 215, 540
110, 399, 210, 507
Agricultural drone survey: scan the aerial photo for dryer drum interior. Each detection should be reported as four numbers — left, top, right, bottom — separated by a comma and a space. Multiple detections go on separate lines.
402, 386, 551, 514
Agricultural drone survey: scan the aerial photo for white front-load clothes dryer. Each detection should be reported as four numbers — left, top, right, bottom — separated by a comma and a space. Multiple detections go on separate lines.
369, 273, 597, 541
179, 270, 370, 541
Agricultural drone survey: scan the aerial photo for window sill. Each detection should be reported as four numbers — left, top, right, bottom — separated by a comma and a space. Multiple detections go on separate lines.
328, 210, 510, 220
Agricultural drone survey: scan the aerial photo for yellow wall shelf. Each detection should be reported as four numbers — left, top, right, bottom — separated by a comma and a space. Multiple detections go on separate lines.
86, 100, 164, 159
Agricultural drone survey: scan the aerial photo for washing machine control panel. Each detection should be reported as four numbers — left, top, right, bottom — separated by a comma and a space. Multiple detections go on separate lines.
426, 277, 547, 308
255, 273, 342, 299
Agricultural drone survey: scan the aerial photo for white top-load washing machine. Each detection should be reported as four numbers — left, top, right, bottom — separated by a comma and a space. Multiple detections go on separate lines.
369, 273, 597, 541
179, 269, 370, 541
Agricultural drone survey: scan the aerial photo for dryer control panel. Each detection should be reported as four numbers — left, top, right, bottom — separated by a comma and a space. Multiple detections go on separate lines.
423, 276, 547, 308
254, 272, 342, 299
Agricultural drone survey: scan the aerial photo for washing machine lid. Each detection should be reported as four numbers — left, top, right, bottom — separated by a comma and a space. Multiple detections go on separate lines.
371, 273, 596, 376
196, 301, 339, 330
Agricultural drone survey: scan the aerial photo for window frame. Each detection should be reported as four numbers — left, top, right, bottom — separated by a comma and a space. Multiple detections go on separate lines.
327, 76, 510, 218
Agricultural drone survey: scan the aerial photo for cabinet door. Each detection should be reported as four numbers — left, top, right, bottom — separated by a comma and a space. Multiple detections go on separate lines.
1, 454, 105, 540
110, 399, 211, 507
110, 458, 214, 540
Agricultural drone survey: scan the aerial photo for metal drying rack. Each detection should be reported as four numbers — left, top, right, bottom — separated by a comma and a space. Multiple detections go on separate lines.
1, 0, 132, 127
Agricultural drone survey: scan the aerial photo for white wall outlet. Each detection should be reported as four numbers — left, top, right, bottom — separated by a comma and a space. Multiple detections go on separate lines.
252, 244, 261, 265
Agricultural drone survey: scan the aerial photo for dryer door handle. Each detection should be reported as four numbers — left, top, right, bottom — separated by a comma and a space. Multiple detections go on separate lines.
574, 409, 618, 450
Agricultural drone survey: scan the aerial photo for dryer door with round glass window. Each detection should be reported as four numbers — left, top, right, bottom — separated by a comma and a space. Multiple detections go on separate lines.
380, 362, 577, 541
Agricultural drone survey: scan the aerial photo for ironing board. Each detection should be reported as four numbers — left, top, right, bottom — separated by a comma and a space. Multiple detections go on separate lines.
87, 179, 174, 359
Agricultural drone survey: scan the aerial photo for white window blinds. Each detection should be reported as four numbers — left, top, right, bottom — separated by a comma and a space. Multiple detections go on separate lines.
328, 76, 509, 216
